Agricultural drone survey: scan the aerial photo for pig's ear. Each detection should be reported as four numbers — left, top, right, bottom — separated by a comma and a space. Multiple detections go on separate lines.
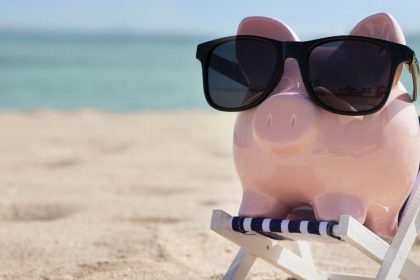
351, 13, 406, 87
237, 16, 299, 41
350, 13, 406, 44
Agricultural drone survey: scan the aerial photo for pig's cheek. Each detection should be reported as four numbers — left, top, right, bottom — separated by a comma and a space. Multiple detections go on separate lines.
233, 110, 256, 150
383, 98, 420, 185
233, 109, 275, 189
383, 97, 419, 138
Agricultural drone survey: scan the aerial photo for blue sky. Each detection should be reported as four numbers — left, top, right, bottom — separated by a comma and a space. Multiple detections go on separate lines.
0, 0, 420, 38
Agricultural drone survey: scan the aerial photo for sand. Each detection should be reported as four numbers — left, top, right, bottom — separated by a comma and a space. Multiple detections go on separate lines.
0, 110, 418, 280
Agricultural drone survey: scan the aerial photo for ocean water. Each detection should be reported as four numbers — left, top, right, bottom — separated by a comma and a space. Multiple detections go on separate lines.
0, 31, 208, 111
0, 30, 420, 111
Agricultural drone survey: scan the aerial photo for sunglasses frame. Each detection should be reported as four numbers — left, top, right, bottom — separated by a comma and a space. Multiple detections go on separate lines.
196, 35, 419, 116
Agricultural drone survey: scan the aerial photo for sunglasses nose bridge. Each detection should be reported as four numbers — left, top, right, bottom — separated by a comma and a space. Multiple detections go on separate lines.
272, 57, 307, 96
282, 41, 301, 59
269, 42, 307, 95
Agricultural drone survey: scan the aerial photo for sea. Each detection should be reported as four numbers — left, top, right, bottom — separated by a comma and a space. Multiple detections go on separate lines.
0, 30, 420, 112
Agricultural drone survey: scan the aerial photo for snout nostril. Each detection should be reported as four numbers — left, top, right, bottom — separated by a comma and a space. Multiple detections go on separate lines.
290, 114, 297, 127
266, 114, 273, 128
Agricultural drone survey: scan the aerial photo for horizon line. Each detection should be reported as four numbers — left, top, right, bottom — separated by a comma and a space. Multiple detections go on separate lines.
1, 27, 420, 40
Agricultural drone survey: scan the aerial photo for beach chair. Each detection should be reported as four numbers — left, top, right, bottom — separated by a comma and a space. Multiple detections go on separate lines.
210, 172, 420, 279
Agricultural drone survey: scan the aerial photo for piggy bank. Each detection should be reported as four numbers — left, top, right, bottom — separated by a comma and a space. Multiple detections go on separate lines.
232, 13, 420, 237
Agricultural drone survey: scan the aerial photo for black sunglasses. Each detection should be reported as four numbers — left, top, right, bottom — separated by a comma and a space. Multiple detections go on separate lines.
196, 35, 419, 116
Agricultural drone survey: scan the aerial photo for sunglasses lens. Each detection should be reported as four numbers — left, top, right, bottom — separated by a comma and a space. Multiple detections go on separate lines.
207, 38, 278, 110
308, 40, 392, 113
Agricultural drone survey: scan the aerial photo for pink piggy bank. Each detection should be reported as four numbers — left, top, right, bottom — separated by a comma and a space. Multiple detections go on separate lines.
229, 13, 420, 237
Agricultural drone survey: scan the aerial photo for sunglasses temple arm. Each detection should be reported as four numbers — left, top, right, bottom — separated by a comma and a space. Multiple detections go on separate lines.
409, 52, 419, 102
208, 54, 249, 87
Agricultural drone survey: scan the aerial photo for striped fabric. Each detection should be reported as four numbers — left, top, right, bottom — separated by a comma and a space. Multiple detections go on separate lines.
230, 216, 341, 240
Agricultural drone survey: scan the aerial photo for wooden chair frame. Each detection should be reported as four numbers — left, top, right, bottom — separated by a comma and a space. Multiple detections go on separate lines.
210, 174, 420, 279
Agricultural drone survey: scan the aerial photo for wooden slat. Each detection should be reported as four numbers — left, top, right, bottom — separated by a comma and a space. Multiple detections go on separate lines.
324, 272, 375, 280
223, 248, 256, 280
335, 215, 389, 263
376, 174, 420, 280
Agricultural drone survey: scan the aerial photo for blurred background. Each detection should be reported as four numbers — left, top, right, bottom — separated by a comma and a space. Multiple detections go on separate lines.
0, 0, 420, 112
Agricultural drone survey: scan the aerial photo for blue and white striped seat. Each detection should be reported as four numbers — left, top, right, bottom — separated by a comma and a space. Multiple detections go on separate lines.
230, 216, 341, 240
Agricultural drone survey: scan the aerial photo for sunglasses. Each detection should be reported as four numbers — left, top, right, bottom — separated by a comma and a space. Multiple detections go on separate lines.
196, 35, 419, 116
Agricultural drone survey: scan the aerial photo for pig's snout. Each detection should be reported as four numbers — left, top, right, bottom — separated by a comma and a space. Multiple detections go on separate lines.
252, 93, 318, 155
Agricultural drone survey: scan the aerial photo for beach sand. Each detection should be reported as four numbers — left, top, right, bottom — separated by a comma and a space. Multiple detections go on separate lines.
0, 110, 418, 279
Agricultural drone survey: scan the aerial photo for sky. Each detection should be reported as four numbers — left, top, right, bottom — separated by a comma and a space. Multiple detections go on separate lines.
0, 0, 420, 38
